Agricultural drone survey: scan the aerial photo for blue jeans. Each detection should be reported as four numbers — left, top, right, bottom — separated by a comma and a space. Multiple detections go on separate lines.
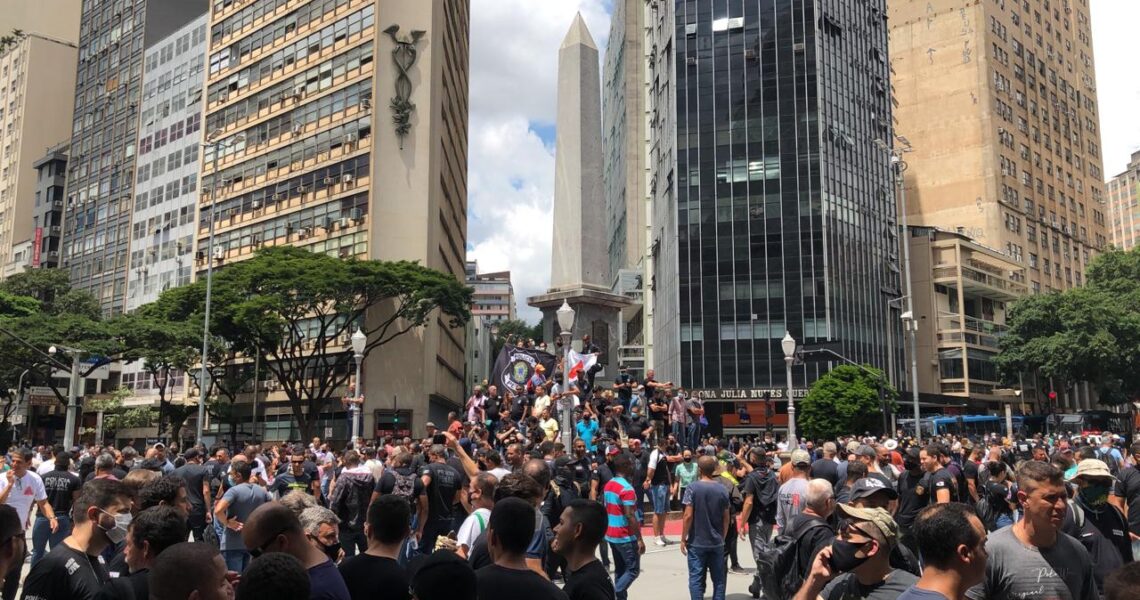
995, 513, 1015, 529
650, 484, 669, 515
30, 515, 71, 565
222, 549, 250, 573
687, 422, 703, 450
672, 422, 686, 445
609, 540, 641, 600
688, 544, 727, 600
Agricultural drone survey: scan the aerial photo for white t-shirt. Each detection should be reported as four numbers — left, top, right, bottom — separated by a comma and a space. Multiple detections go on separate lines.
457, 507, 491, 551
0, 471, 47, 524
364, 459, 384, 481
36, 461, 55, 476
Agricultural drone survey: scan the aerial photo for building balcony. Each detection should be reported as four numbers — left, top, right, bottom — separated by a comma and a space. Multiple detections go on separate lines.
936, 313, 1006, 350
932, 264, 1027, 302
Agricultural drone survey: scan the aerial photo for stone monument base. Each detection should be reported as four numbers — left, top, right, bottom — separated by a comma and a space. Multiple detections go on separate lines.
528, 286, 631, 384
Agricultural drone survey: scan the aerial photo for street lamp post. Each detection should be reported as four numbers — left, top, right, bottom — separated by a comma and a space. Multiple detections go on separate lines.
49, 345, 84, 449
197, 132, 244, 444
556, 301, 575, 450
350, 327, 366, 446
781, 332, 797, 447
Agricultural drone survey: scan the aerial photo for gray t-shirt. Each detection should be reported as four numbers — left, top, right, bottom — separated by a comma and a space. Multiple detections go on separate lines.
965, 526, 1097, 600
682, 480, 729, 549
821, 570, 919, 600
777, 477, 810, 530
220, 482, 271, 551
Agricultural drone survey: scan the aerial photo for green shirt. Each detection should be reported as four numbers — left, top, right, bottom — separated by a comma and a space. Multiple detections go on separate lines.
675, 462, 698, 488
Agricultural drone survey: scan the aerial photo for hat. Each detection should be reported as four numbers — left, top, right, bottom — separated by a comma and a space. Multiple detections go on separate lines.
408, 550, 476, 600
629, 439, 642, 448
845, 441, 861, 454
425, 422, 438, 429
535, 364, 546, 372
1069, 459, 1116, 482
790, 449, 811, 466
883, 439, 898, 451
153, 442, 165, 450
836, 504, 899, 548
606, 446, 621, 457
849, 477, 899, 501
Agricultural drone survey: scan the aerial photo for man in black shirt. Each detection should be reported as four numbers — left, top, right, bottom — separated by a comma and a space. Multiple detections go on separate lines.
172, 448, 213, 542
338, 495, 410, 600
894, 448, 926, 555
1112, 442, 1140, 559
21, 479, 132, 600
1069, 459, 1133, 591
32, 453, 81, 565
476, 497, 569, 600
552, 499, 615, 600
646, 389, 669, 446
269, 454, 319, 498
612, 367, 636, 413
740, 451, 778, 599
420, 445, 462, 554
95, 505, 187, 600
920, 445, 958, 504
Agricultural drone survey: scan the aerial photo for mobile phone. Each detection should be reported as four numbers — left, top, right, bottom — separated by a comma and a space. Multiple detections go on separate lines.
432, 434, 446, 445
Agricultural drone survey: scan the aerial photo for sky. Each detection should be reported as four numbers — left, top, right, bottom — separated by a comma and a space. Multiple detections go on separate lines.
467, 0, 1140, 324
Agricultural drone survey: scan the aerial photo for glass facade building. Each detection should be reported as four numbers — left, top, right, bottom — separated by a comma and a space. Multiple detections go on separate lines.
650, 0, 901, 408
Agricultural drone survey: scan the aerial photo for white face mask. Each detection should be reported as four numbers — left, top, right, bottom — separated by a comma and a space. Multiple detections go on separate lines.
99, 509, 132, 544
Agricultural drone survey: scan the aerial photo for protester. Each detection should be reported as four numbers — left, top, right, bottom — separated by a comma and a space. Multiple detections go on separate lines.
602, 453, 643, 600
236, 552, 309, 600
337, 495, 410, 600
20, 479, 131, 600
793, 505, 916, 600
419, 445, 463, 553
740, 449, 778, 600
456, 473, 495, 558
95, 505, 188, 600
328, 450, 374, 558
242, 502, 351, 600
172, 448, 213, 541
214, 459, 272, 573
552, 499, 614, 600
300, 506, 343, 564
680, 455, 730, 600
476, 497, 568, 600
777, 450, 813, 531
148, 541, 235, 600
32, 452, 80, 565
0, 506, 23, 592
410, 550, 477, 600
1067, 458, 1133, 591
898, 503, 988, 600
966, 461, 1097, 600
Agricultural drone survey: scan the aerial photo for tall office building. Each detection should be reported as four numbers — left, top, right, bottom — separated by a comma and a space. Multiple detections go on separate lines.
466, 260, 516, 323
602, 0, 649, 372
646, 0, 900, 432
63, 0, 207, 315
0, 33, 78, 278
201, 0, 470, 437
30, 143, 71, 270
890, 0, 1108, 296
1105, 151, 1139, 251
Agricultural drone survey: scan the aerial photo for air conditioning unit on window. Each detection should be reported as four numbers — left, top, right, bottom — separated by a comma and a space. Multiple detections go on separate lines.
342, 173, 354, 186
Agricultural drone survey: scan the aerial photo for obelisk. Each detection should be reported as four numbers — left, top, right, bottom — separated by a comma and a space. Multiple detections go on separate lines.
530, 13, 629, 372
550, 12, 608, 290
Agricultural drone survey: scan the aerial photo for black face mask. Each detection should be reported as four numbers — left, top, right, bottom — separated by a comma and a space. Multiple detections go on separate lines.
683, 457, 692, 463
315, 538, 340, 562
829, 539, 871, 573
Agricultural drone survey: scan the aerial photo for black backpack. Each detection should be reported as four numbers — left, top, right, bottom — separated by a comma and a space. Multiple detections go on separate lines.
759, 519, 830, 600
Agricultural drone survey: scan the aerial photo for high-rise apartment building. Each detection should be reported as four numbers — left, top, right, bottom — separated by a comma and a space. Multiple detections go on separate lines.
30, 142, 70, 270
126, 16, 208, 312
602, 0, 649, 372
1105, 150, 1140, 251
646, 0, 900, 433
465, 260, 515, 323
890, 0, 1108, 297
201, 0, 470, 436
63, 0, 208, 315
0, 33, 78, 278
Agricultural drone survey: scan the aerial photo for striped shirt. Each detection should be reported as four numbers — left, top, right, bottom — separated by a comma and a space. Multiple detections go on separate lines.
603, 476, 638, 544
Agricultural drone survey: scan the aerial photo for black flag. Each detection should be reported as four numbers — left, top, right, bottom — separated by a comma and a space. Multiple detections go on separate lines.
490, 346, 557, 396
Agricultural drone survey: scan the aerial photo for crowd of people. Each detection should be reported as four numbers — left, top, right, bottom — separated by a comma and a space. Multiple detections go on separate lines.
0, 369, 1137, 600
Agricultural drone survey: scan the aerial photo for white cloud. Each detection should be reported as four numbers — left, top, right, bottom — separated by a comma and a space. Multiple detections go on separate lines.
1091, 0, 1140, 175
467, 0, 612, 323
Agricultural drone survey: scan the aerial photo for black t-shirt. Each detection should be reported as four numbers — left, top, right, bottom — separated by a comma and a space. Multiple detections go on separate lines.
741, 469, 778, 524
564, 560, 615, 600
21, 543, 110, 600
894, 470, 925, 529
510, 395, 531, 422
420, 462, 462, 522
486, 395, 501, 422
1115, 466, 1140, 536
648, 396, 669, 421
810, 459, 839, 487
375, 466, 426, 513
962, 460, 980, 493
467, 531, 492, 570
475, 564, 569, 600
93, 568, 148, 600
926, 468, 959, 504
593, 463, 615, 492
615, 374, 636, 403
337, 554, 409, 600
172, 463, 209, 514
268, 472, 315, 496
41, 469, 82, 514
624, 415, 649, 441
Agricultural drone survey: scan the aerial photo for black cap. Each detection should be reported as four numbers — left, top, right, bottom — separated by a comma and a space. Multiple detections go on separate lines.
849, 477, 899, 501
408, 550, 476, 600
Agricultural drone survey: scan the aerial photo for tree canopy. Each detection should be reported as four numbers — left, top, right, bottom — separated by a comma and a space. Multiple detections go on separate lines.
797, 364, 897, 440
156, 246, 472, 440
996, 246, 1140, 405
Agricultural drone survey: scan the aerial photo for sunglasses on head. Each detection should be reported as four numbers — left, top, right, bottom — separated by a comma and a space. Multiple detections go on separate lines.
248, 526, 290, 558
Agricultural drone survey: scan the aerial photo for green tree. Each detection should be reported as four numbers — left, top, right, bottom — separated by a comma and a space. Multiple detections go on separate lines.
798, 365, 897, 440
997, 246, 1140, 405
84, 387, 154, 444
157, 246, 472, 441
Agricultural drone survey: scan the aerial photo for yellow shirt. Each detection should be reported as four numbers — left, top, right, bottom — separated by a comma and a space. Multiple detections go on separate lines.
541, 417, 560, 441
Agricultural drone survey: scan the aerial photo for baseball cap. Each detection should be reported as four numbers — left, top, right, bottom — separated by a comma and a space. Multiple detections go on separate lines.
535, 364, 546, 372
629, 439, 642, 448
790, 449, 811, 466
153, 442, 165, 450
606, 446, 621, 457
1068, 458, 1116, 481
849, 477, 899, 501
408, 550, 476, 600
836, 504, 899, 548
883, 439, 898, 451
425, 422, 437, 429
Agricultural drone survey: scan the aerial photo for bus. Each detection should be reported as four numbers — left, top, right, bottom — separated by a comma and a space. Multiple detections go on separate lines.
898, 414, 1047, 439
1051, 411, 1134, 437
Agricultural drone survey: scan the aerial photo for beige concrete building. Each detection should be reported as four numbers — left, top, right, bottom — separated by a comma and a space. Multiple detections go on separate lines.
908, 227, 1033, 412
890, 0, 1109, 297
0, 33, 77, 278
200, 0, 470, 439
465, 260, 515, 323
0, 0, 82, 44
1105, 150, 1139, 251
